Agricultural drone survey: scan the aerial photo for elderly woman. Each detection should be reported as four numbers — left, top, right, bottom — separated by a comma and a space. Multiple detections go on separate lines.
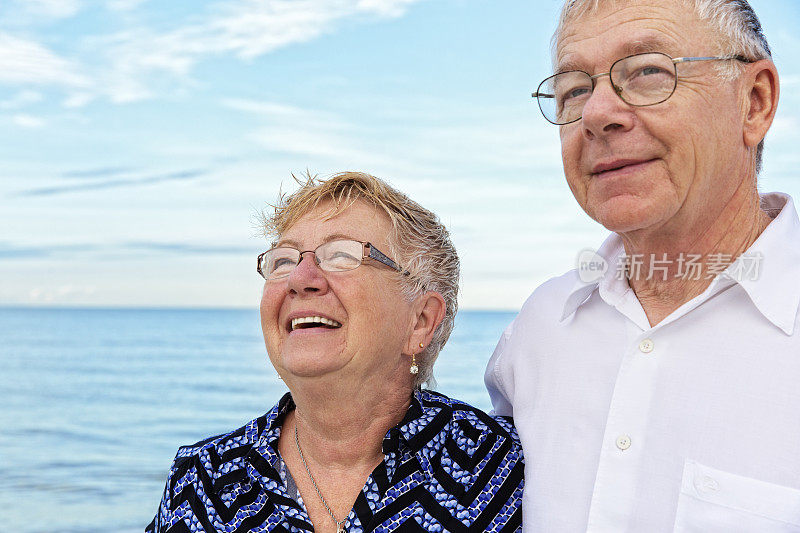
147, 172, 523, 532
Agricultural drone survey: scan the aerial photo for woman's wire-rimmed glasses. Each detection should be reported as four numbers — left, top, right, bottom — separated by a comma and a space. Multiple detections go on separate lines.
257, 239, 407, 280
532, 52, 752, 125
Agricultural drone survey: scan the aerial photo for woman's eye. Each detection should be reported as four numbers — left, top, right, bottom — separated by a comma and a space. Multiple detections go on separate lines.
271, 257, 296, 271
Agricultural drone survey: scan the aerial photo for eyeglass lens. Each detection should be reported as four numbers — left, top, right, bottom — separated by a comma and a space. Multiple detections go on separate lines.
537, 52, 677, 124
260, 240, 364, 279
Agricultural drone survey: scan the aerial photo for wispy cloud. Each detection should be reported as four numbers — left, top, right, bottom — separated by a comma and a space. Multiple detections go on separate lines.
88, 0, 426, 103
28, 285, 97, 304
62, 92, 94, 108
123, 242, 253, 255
0, 90, 43, 110
221, 98, 338, 122
62, 166, 139, 179
22, 0, 83, 19
207, 0, 424, 60
11, 113, 46, 128
5, 0, 83, 21
0, 240, 252, 260
106, 0, 150, 11
0, 0, 427, 105
0, 32, 89, 87
222, 97, 401, 165
781, 74, 800, 87
222, 97, 562, 178
356, 0, 421, 17
0, 242, 100, 259
13, 168, 210, 197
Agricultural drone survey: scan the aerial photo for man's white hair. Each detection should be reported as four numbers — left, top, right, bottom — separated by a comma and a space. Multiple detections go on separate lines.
552, 0, 772, 172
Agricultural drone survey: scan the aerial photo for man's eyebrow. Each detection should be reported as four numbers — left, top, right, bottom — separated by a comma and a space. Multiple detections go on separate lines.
622, 36, 675, 56
556, 36, 676, 73
555, 56, 587, 74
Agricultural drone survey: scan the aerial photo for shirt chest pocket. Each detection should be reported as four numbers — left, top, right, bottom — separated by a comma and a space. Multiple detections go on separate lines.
674, 460, 800, 532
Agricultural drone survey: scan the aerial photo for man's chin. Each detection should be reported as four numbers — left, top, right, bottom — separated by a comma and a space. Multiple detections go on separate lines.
590, 199, 661, 234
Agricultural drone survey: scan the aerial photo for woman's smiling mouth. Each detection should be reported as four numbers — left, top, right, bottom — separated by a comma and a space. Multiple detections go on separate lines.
289, 315, 343, 332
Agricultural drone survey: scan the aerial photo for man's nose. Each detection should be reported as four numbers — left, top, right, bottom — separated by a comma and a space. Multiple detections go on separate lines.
580, 77, 634, 138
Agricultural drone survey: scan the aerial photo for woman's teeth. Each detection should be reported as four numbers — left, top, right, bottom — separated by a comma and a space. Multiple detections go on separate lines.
291, 316, 342, 331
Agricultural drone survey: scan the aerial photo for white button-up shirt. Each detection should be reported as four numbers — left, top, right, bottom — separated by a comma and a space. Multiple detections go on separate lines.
485, 193, 800, 532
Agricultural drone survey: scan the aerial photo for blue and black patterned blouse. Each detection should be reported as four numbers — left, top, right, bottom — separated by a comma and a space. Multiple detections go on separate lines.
147, 390, 524, 532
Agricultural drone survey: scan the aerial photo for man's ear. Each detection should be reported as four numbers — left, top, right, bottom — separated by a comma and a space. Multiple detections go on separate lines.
404, 291, 446, 355
742, 59, 780, 149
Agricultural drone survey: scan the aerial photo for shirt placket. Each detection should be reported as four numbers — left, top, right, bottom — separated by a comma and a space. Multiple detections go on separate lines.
586, 311, 662, 532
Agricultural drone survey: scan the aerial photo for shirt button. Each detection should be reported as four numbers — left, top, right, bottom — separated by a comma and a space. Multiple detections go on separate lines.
639, 339, 654, 353
616, 435, 632, 450
694, 475, 719, 494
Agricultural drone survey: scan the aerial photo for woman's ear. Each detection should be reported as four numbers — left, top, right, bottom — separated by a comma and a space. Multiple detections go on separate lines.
405, 291, 446, 355
742, 59, 780, 150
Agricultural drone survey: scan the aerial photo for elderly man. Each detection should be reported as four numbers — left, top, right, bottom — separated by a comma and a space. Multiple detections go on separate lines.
485, 0, 798, 531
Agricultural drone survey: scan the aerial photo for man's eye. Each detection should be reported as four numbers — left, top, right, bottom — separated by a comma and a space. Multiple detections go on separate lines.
560, 86, 592, 104
558, 85, 591, 110
571, 87, 591, 97
636, 65, 669, 77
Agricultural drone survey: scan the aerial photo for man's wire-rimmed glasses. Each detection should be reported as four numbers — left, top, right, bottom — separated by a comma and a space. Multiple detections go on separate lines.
257, 239, 406, 280
532, 52, 751, 125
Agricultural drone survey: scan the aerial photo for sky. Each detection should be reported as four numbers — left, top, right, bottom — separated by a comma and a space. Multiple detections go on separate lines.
1, 0, 799, 310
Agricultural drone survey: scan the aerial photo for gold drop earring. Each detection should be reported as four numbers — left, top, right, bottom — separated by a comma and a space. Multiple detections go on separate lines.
410, 343, 423, 375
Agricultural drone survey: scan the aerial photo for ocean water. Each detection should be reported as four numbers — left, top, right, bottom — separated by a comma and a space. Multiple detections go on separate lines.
0, 307, 515, 533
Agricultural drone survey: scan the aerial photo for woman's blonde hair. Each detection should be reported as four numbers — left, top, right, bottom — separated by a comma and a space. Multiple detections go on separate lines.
261, 171, 460, 388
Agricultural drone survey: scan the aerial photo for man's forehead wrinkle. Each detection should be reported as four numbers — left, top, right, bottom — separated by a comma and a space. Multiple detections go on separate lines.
557, 34, 679, 73
556, 6, 701, 73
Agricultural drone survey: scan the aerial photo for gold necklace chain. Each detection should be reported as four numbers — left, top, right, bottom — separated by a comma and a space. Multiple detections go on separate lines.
294, 422, 346, 533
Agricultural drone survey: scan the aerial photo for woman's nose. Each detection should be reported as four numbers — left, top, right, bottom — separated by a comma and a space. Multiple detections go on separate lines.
286, 252, 329, 295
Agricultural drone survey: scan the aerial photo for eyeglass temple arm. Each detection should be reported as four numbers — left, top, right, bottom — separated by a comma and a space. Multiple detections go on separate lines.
365, 244, 409, 275
672, 55, 752, 64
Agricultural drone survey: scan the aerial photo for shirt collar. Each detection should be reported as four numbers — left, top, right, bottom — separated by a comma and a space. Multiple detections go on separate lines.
249, 390, 442, 456
214, 392, 291, 495
721, 192, 800, 335
560, 233, 627, 322
382, 389, 448, 458
560, 192, 800, 335
230, 389, 445, 493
